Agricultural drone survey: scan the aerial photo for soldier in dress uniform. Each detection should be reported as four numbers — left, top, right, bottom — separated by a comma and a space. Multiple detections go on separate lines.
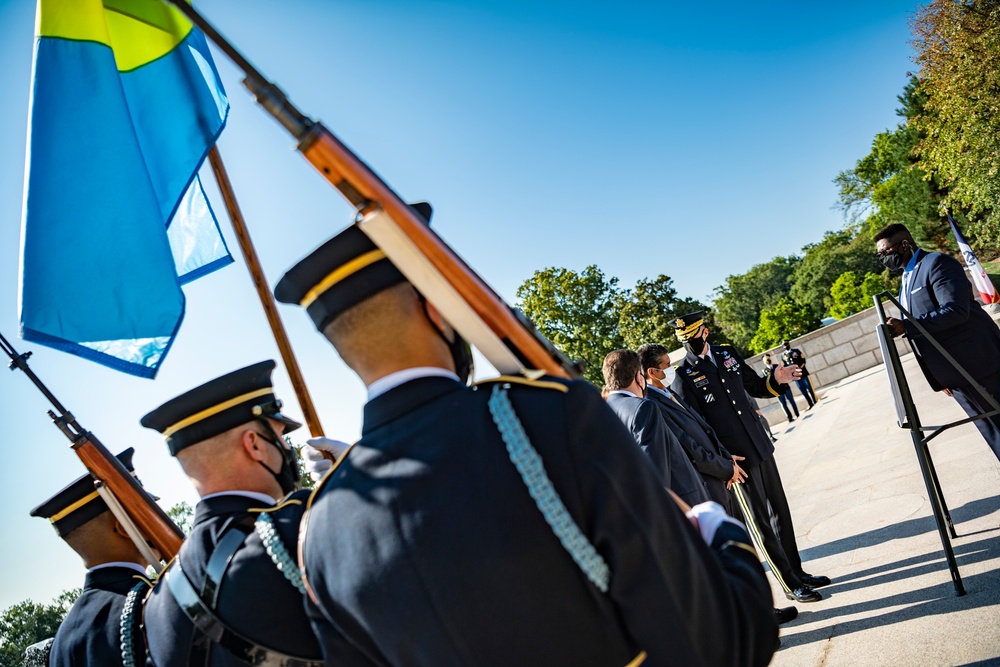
780, 341, 817, 408
30, 448, 151, 667
669, 312, 831, 605
140, 361, 324, 667
273, 215, 778, 667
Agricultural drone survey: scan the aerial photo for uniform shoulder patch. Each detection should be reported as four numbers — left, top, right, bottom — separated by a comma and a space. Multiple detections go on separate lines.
473, 375, 570, 393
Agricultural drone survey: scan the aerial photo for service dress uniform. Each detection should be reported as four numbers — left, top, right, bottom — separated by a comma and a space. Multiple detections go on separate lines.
30, 448, 151, 667
274, 223, 778, 667
140, 362, 323, 667
670, 313, 823, 601
142, 490, 322, 666
53, 564, 150, 667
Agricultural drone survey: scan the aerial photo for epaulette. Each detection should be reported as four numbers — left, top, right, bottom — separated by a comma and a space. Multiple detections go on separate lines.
473, 374, 569, 393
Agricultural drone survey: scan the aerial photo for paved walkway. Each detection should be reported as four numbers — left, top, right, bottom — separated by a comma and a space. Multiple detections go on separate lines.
765, 354, 1000, 666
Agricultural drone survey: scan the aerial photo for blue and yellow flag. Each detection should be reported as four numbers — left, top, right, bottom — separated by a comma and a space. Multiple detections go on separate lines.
19, 0, 232, 378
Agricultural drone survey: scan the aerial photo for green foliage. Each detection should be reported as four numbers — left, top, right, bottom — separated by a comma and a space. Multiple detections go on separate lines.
789, 228, 884, 317
712, 257, 799, 353
167, 501, 194, 535
0, 590, 79, 667
750, 298, 821, 354
517, 265, 625, 385
617, 275, 711, 351
834, 77, 954, 251
516, 268, 713, 385
912, 0, 1000, 253
292, 441, 316, 490
828, 271, 895, 319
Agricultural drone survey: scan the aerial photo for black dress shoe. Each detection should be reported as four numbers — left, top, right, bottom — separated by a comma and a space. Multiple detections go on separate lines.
774, 606, 798, 624
786, 586, 822, 603
799, 574, 831, 588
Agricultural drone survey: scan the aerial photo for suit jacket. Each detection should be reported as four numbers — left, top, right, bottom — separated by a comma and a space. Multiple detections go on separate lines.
645, 386, 735, 507
901, 248, 1000, 390
671, 345, 779, 470
50, 565, 146, 667
606, 391, 710, 506
302, 375, 777, 667
144, 491, 322, 666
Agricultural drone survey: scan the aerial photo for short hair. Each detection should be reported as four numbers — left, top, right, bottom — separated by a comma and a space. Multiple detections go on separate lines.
602, 349, 641, 391
874, 223, 913, 243
637, 343, 670, 374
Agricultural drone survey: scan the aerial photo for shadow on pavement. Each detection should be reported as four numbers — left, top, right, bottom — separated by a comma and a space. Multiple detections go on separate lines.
779, 566, 1000, 650
799, 495, 1000, 563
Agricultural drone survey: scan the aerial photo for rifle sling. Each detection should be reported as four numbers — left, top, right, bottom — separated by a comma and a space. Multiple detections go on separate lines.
165, 525, 321, 667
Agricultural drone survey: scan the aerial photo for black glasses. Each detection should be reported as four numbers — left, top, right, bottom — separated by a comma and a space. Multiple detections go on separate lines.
876, 239, 906, 258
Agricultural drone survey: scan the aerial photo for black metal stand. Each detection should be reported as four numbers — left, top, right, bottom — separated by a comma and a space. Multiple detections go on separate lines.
873, 293, 1000, 597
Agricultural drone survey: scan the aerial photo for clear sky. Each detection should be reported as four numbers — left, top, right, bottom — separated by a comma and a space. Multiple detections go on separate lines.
0, 0, 918, 608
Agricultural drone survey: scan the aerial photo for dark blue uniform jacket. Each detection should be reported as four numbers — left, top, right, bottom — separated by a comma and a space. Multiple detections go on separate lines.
144, 491, 321, 666
50, 565, 146, 667
302, 375, 776, 667
671, 345, 779, 470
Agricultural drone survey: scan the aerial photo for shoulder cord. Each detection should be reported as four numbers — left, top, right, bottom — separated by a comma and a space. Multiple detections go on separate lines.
120, 577, 152, 667
254, 512, 306, 595
487, 384, 610, 593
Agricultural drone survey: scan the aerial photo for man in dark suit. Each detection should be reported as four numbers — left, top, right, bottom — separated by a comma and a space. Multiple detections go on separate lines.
30, 449, 151, 667
670, 312, 831, 604
877, 222, 1000, 462
637, 343, 744, 510
602, 348, 711, 506
274, 219, 778, 666
141, 361, 324, 667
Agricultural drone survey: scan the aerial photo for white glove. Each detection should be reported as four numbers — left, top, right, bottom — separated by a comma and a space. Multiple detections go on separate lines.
303, 437, 351, 483
685, 501, 747, 546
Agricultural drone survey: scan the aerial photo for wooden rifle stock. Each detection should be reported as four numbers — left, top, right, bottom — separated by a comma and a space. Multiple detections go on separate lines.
1, 332, 183, 559
161, 0, 582, 380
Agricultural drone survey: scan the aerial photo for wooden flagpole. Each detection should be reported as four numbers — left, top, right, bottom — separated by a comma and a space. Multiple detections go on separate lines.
206, 146, 325, 438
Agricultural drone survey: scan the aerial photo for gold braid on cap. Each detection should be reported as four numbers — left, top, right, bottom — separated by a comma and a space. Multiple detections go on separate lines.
674, 316, 705, 342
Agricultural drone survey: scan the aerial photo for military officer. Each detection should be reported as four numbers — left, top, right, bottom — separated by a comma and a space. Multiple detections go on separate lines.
669, 312, 831, 604
274, 217, 778, 666
140, 361, 324, 666
30, 449, 151, 667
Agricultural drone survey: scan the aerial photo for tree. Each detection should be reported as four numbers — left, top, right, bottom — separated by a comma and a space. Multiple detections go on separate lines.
167, 501, 194, 535
516, 265, 625, 385
789, 229, 884, 317
749, 298, 821, 354
617, 275, 711, 350
712, 256, 799, 353
828, 271, 896, 320
835, 77, 953, 252
828, 271, 865, 320
0, 590, 79, 667
912, 0, 1000, 253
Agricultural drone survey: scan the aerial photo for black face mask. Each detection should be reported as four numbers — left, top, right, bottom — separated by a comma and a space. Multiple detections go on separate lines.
878, 240, 911, 273
420, 297, 473, 384
879, 251, 906, 273
685, 330, 708, 356
256, 427, 301, 496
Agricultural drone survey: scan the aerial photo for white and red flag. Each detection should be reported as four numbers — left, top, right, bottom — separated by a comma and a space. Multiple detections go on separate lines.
947, 212, 1000, 305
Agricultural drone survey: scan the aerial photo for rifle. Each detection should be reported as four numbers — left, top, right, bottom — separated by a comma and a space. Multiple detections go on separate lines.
2, 331, 184, 561
161, 0, 582, 380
